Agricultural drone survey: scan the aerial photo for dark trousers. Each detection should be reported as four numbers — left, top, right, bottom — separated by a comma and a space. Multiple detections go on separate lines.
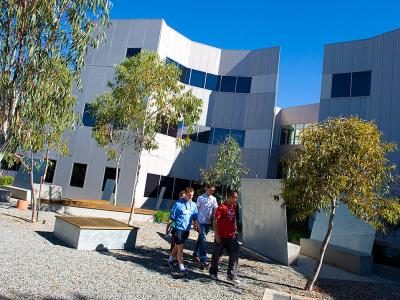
193, 223, 211, 263
209, 236, 239, 278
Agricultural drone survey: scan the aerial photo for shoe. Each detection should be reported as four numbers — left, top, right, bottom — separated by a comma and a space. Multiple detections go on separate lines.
166, 260, 175, 270
226, 276, 240, 284
193, 256, 200, 264
179, 268, 188, 278
209, 273, 218, 280
200, 262, 210, 270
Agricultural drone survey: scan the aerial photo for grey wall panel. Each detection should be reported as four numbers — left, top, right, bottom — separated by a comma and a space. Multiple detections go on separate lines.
323, 45, 334, 75
319, 99, 331, 122
127, 19, 147, 47
143, 19, 162, 50
369, 35, 384, 125
107, 20, 131, 65
352, 40, 365, 71
92, 24, 115, 66
342, 42, 354, 73
389, 30, 400, 142
332, 43, 344, 73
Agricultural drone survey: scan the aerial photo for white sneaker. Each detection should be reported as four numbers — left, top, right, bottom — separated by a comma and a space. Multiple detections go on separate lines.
226, 276, 240, 284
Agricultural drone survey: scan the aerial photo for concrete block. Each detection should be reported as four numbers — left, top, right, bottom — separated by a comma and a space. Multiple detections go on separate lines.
2, 185, 31, 201
300, 238, 373, 275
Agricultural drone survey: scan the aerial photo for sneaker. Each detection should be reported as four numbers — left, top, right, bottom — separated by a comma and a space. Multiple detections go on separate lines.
166, 260, 175, 270
209, 273, 218, 280
179, 268, 188, 278
200, 262, 210, 270
226, 276, 240, 284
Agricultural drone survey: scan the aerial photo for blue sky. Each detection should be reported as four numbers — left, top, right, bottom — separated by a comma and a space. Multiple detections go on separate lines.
111, 0, 400, 108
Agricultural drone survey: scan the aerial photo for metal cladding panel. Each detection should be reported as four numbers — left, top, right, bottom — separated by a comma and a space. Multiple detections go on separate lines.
322, 45, 334, 75
143, 20, 162, 50
107, 20, 131, 65
390, 30, 400, 142
369, 35, 384, 125
126, 19, 147, 47
341, 42, 354, 73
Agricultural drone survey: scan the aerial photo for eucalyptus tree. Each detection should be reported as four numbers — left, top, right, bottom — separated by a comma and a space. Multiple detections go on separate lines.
90, 51, 202, 217
201, 135, 248, 200
0, 0, 111, 157
280, 117, 400, 291
4, 58, 77, 223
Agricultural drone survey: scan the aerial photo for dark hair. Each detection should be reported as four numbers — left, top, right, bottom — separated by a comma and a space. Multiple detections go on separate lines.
185, 187, 194, 193
228, 190, 238, 198
206, 184, 215, 189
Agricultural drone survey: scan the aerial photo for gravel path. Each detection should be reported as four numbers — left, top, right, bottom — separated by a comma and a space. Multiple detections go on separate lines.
0, 203, 399, 299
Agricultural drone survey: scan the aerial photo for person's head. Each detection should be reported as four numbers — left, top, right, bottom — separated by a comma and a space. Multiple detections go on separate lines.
205, 184, 216, 196
226, 191, 238, 205
184, 187, 194, 201
178, 190, 185, 199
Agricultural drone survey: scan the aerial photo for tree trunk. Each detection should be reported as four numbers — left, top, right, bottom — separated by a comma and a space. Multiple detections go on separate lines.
37, 152, 49, 221
113, 154, 122, 206
30, 155, 37, 223
305, 200, 337, 291
128, 153, 141, 225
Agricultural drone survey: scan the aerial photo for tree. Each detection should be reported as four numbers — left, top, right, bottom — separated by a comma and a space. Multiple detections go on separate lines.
4, 58, 77, 223
0, 0, 110, 157
280, 117, 400, 291
90, 51, 202, 215
201, 135, 248, 201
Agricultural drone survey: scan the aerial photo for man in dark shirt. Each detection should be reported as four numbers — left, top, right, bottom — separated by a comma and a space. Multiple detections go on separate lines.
209, 191, 240, 284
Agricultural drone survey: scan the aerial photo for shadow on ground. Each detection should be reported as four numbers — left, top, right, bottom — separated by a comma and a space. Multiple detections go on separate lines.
35, 231, 74, 248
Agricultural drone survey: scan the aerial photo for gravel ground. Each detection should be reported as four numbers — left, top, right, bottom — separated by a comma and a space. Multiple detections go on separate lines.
0, 203, 399, 300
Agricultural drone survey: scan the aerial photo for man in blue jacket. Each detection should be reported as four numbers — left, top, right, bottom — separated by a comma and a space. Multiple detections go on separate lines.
167, 187, 200, 277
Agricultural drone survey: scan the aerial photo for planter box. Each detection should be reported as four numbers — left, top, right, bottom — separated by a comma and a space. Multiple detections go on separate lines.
53, 215, 139, 251
0, 189, 11, 202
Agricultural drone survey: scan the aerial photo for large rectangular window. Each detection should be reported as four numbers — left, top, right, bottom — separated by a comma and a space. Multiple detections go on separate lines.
159, 176, 174, 200
82, 103, 95, 127
179, 66, 191, 84
173, 178, 191, 200
230, 129, 246, 147
1, 159, 21, 171
236, 77, 252, 93
70, 163, 87, 188
144, 173, 160, 197
351, 71, 371, 97
331, 73, 351, 98
101, 167, 120, 191
126, 48, 141, 58
205, 73, 221, 91
212, 128, 230, 145
197, 126, 212, 144
220, 76, 237, 92
190, 69, 206, 88
44, 160, 57, 183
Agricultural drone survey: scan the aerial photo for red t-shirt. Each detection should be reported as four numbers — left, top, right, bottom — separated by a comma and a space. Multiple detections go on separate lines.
215, 202, 237, 239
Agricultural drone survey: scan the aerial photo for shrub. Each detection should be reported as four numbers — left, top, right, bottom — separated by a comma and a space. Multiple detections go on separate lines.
154, 210, 170, 223
0, 176, 14, 187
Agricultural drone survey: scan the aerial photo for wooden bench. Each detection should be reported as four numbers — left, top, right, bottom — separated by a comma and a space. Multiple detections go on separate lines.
54, 215, 139, 250
2, 185, 31, 201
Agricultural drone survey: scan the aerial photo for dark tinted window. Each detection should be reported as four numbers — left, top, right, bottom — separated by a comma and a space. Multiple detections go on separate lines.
167, 124, 178, 138
144, 173, 160, 197
166, 57, 178, 66
212, 128, 230, 145
180, 66, 191, 84
126, 48, 141, 57
220, 76, 237, 92
205, 73, 221, 91
70, 163, 87, 188
101, 167, 120, 191
82, 103, 95, 127
236, 77, 252, 93
190, 69, 206, 88
44, 160, 57, 183
351, 71, 371, 97
173, 178, 191, 200
190, 180, 203, 200
1, 159, 21, 171
159, 176, 174, 199
230, 129, 246, 147
197, 126, 212, 143
331, 73, 351, 98
280, 128, 288, 145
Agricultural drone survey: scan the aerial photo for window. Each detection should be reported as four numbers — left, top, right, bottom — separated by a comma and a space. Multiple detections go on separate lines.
167, 124, 178, 138
180, 66, 191, 84
220, 76, 237, 92
280, 124, 305, 145
230, 129, 246, 147
126, 48, 141, 57
159, 176, 174, 199
197, 126, 212, 143
82, 103, 95, 127
190, 69, 206, 88
166, 57, 178, 66
205, 73, 221, 91
144, 173, 160, 197
173, 178, 191, 200
351, 71, 371, 97
212, 128, 230, 145
1, 159, 21, 171
101, 167, 120, 191
70, 163, 87, 188
236, 77, 252, 93
331, 73, 351, 98
44, 160, 57, 183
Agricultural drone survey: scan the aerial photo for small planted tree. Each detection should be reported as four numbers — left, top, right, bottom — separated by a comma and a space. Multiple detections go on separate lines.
280, 117, 400, 291
201, 135, 248, 201
90, 51, 202, 216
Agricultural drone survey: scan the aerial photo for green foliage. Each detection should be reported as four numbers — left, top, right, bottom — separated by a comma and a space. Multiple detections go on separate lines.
0, 0, 110, 151
90, 51, 203, 206
0, 175, 14, 186
281, 117, 400, 232
201, 136, 248, 197
154, 210, 170, 223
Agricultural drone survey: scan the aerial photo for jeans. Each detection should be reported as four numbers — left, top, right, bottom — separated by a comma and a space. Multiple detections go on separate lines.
209, 236, 239, 278
193, 223, 210, 264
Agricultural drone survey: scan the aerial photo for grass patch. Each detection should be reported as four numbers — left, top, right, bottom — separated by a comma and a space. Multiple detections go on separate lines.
154, 210, 170, 223
0, 176, 14, 187
287, 227, 310, 245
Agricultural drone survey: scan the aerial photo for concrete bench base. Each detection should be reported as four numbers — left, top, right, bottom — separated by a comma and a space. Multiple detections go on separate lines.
300, 238, 372, 275
2, 185, 31, 201
0, 189, 11, 202
53, 216, 139, 251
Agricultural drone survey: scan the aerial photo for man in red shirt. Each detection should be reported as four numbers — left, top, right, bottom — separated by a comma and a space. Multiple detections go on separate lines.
209, 191, 240, 284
